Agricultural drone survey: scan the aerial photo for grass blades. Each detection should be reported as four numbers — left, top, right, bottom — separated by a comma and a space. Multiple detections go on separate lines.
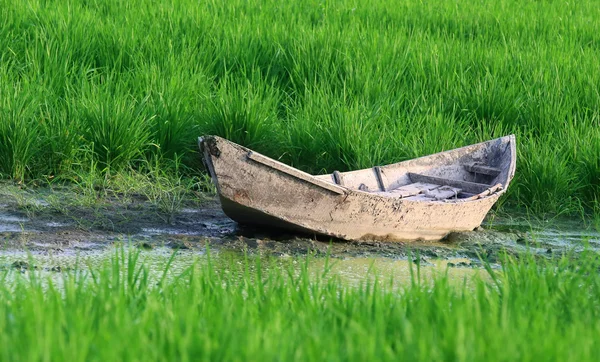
1, 0, 599, 215
1, 249, 600, 361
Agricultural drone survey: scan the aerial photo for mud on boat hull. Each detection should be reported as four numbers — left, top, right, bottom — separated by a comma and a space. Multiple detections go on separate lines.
199, 135, 516, 242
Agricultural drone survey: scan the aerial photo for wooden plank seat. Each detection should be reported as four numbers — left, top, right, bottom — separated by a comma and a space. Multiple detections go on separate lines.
464, 162, 501, 177
407, 172, 492, 194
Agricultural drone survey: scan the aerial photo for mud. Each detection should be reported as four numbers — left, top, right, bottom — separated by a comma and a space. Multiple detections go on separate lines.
0, 184, 598, 268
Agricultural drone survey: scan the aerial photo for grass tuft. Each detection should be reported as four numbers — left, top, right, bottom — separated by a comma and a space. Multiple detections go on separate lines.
1, 249, 600, 360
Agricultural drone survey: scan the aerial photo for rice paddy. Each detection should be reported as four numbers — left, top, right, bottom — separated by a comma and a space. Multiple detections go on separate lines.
1, 0, 599, 216
2, 0, 600, 360
1, 248, 600, 361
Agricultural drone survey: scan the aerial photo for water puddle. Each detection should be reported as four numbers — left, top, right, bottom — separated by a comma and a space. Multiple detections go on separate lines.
308, 256, 484, 287
45, 222, 71, 228
489, 216, 600, 254
0, 186, 597, 285
0, 246, 485, 289
140, 227, 206, 236
0, 212, 28, 232
0, 224, 25, 232
0, 213, 28, 223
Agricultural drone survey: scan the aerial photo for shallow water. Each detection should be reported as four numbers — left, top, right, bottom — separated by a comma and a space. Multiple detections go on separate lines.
489, 216, 600, 252
0, 246, 482, 288
0, 221, 592, 287
0, 187, 598, 285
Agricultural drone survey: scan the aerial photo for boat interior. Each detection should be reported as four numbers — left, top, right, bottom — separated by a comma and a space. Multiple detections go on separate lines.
315, 137, 515, 202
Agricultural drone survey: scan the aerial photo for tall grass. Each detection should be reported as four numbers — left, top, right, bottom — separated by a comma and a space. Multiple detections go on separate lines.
1, 0, 599, 215
1, 249, 600, 361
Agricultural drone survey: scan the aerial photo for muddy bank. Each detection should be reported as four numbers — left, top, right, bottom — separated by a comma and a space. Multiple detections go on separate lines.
0, 183, 598, 264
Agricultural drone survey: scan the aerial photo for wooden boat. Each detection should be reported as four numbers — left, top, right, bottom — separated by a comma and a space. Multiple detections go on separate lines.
198, 135, 516, 242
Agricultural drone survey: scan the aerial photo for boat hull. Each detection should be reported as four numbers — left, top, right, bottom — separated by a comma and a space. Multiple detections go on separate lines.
200, 136, 514, 242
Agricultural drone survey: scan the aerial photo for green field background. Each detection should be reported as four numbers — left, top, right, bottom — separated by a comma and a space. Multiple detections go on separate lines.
1, 0, 599, 215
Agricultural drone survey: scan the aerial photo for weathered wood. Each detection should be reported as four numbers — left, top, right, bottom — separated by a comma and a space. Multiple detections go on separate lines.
373, 182, 439, 198
247, 151, 345, 195
464, 163, 501, 176
397, 182, 439, 194
448, 184, 503, 202
407, 173, 492, 194
426, 186, 461, 200
404, 186, 461, 201
332, 171, 344, 186
374, 166, 386, 191
200, 134, 517, 242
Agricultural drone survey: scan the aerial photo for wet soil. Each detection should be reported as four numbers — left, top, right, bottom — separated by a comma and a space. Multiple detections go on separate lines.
0, 184, 598, 266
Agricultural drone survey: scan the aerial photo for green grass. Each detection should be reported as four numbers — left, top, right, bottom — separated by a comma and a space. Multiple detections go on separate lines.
1, 249, 600, 361
1, 0, 599, 216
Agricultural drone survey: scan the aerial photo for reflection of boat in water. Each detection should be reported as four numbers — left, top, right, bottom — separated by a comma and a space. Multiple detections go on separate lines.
199, 135, 516, 242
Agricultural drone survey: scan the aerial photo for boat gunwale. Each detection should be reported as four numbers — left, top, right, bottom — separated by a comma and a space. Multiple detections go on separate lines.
318, 134, 516, 178
201, 134, 516, 204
